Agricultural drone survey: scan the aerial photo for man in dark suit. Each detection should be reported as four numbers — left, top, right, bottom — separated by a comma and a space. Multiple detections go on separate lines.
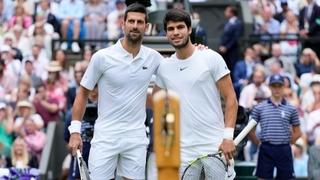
232, 47, 257, 98
299, 0, 320, 56
219, 5, 243, 72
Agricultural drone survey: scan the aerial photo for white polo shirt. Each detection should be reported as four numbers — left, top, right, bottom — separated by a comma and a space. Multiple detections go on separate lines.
81, 40, 162, 142
156, 49, 230, 164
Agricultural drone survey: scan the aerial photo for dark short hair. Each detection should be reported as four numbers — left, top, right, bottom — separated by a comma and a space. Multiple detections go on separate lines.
228, 6, 238, 16
163, 9, 191, 32
124, 3, 148, 23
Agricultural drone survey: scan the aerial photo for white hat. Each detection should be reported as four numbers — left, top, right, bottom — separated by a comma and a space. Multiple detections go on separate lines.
0, 102, 6, 109
46, 61, 62, 72
0, 45, 11, 52
16, 100, 33, 108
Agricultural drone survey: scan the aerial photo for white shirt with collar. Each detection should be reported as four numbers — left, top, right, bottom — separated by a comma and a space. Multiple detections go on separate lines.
81, 39, 162, 141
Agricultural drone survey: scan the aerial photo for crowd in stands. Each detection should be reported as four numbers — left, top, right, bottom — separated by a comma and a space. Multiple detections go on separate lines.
1, 0, 320, 178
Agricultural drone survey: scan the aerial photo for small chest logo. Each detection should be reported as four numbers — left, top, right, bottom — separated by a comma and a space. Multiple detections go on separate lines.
179, 67, 188, 71
142, 66, 148, 70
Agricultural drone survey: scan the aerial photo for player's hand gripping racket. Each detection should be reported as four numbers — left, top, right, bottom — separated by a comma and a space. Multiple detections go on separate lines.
181, 119, 257, 180
76, 150, 91, 180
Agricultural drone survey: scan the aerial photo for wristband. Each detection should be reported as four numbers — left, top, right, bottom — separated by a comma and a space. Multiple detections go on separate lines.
223, 127, 234, 140
68, 120, 82, 134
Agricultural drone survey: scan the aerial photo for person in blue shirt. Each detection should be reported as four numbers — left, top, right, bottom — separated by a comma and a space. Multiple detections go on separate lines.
249, 74, 302, 180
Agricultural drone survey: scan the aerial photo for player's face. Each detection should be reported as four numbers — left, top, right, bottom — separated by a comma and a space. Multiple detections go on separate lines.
123, 12, 148, 43
166, 21, 191, 49
269, 83, 285, 99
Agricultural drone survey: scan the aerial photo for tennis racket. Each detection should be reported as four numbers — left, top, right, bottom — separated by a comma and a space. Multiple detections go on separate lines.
181, 119, 257, 180
76, 150, 91, 180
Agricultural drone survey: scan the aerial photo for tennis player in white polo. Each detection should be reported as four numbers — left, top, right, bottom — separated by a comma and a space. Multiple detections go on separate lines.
68, 3, 163, 180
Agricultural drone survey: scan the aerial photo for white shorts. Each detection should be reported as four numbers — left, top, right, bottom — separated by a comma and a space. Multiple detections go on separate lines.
88, 136, 148, 180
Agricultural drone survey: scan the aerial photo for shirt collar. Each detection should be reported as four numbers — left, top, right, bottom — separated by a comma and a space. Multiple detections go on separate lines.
267, 98, 287, 106
229, 16, 237, 24
115, 39, 144, 60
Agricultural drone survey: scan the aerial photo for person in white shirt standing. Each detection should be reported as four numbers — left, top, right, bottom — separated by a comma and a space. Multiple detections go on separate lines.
154, 9, 238, 175
68, 3, 163, 180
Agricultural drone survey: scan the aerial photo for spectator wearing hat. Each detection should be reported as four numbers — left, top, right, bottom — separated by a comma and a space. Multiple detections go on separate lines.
0, 44, 22, 79
2, 32, 23, 61
33, 83, 60, 126
13, 100, 44, 134
0, 102, 14, 157
44, 61, 67, 108
249, 74, 302, 180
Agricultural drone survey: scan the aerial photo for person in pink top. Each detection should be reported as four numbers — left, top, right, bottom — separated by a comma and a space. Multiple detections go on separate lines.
19, 118, 46, 162
7, 5, 32, 29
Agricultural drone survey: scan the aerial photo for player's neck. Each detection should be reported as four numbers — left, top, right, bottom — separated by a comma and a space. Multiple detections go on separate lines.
270, 96, 283, 105
121, 38, 142, 58
176, 43, 195, 60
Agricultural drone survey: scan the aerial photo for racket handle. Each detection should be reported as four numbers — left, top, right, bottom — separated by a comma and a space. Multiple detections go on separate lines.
76, 149, 82, 158
234, 119, 257, 146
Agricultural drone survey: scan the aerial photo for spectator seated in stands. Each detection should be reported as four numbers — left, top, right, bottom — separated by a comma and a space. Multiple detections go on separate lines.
7, 137, 38, 168
191, 12, 207, 45
239, 65, 271, 111
305, 80, 320, 145
0, 59, 16, 97
7, 5, 32, 30
9, 74, 35, 104
264, 43, 296, 77
53, 49, 70, 92
295, 48, 320, 77
0, 102, 14, 157
233, 47, 259, 98
18, 118, 46, 163
21, 58, 42, 89
292, 139, 308, 178
308, 136, 320, 179
279, 10, 299, 63
1, 32, 23, 61
58, 0, 85, 53
254, 6, 280, 40
299, 0, 320, 57
107, 0, 126, 40
83, 0, 107, 49
13, 100, 44, 134
283, 76, 300, 107
35, 0, 60, 34
0, 45, 21, 79
33, 83, 60, 127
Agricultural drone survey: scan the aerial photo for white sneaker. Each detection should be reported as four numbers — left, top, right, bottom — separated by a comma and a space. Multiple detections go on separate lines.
71, 42, 80, 53
60, 42, 68, 50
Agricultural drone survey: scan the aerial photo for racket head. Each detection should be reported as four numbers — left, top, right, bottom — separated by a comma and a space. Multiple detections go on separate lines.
181, 153, 230, 180
76, 150, 91, 180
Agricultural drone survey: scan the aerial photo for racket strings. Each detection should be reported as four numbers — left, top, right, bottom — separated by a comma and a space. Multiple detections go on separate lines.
182, 155, 230, 180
